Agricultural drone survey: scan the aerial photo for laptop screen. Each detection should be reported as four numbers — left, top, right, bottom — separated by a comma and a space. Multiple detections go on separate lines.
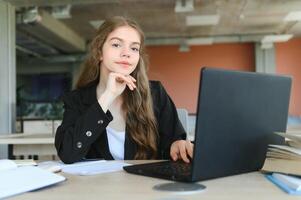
191, 68, 291, 181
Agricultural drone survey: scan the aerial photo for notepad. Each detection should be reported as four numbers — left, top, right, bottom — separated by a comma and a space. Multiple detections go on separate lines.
0, 159, 66, 199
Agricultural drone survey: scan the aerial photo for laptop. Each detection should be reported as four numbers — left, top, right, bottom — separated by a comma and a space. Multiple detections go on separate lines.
123, 67, 292, 182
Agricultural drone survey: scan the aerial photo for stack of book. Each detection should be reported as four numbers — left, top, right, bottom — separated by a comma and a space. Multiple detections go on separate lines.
262, 131, 301, 194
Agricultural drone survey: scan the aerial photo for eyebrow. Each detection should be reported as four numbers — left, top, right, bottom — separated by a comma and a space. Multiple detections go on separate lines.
109, 37, 140, 45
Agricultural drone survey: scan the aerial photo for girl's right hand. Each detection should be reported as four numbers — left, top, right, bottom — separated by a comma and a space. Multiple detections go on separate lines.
105, 72, 136, 99
98, 72, 136, 112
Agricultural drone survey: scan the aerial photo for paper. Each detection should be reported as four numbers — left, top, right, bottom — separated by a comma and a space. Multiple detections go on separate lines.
38, 161, 63, 173
269, 145, 301, 156
0, 166, 65, 199
14, 159, 37, 166
61, 160, 132, 175
38, 159, 106, 173
274, 132, 301, 143
0, 159, 17, 171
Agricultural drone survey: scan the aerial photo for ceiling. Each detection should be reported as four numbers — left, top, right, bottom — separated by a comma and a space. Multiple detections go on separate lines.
6, 0, 301, 62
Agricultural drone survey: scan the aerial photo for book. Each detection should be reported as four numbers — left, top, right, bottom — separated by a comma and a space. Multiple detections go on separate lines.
0, 159, 66, 199
262, 131, 301, 176
262, 158, 301, 175
266, 173, 301, 195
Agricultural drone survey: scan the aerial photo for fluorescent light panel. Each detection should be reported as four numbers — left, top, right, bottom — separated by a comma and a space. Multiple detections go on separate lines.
89, 20, 104, 29
186, 15, 220, 26
284, 11, 301, 21
52, 5, 72, 19
187, 37, 213, 45
261, 34, 293, 43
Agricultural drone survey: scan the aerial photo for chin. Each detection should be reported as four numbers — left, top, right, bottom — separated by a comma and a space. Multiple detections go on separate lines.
116, 69, 134, 76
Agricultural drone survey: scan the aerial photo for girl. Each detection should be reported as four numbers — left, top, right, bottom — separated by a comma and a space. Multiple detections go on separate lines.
55, 16, 193, 164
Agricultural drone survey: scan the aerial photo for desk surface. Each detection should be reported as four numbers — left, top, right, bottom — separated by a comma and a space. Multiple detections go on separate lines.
10, 161, 298, 200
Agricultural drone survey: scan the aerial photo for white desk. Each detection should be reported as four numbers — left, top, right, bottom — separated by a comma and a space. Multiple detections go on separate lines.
9, 161, 299, 200
0, 133, 55, 157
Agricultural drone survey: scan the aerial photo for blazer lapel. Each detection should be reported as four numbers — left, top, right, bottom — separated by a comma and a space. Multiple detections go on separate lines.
98, 129, 114, 160
124, 129, 136, 160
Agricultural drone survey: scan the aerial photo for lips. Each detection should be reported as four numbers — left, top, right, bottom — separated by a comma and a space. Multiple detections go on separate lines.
115, 61, 131, 68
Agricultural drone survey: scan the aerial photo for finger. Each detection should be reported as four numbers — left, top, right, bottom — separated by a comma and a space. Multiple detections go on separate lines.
127, 83, 134, 90
186, 141, 193, 158
114, 74, 136, 89
126, 76, 136, 88
170, 151, 178, 161
119, 75, 136, 89
170, 145, 179, 161
128, 81, 136, 89
128, 75, 136, 82
179, 143, 190, 163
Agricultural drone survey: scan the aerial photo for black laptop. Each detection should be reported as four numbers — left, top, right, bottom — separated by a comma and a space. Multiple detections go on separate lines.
123, 67, 292, 182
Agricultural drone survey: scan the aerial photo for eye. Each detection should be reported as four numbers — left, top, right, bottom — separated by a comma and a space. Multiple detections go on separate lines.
131, 47, 140, 52
112, 43, 121, 48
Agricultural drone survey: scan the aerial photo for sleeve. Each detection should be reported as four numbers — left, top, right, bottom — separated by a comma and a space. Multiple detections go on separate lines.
55, 92, 113, 164
155, 82, 187, 159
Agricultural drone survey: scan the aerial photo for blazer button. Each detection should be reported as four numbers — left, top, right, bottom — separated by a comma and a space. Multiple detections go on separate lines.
97, 119, 104, 124
86, 131, 92, 137
77, 142, 82, 149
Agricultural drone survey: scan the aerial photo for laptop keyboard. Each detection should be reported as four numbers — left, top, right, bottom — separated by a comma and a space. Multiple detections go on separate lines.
138, 161, 192, 176
157, 161, 191, 175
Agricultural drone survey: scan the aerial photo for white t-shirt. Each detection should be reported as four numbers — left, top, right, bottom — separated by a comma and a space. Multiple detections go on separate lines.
106, 126, 125, 160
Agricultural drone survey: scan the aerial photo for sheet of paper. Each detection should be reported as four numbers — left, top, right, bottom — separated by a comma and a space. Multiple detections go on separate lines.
38, 159, 106, 172
269, 144, 301, 155
61, 160, 131, 175
0, 166, 65, 199
0, 159, 17, 171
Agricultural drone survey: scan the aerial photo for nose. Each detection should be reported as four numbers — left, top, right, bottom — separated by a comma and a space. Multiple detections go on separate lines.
121, 47, 130, 58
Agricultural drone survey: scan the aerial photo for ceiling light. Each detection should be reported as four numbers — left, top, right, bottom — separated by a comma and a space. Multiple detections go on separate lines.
175, 0, 194, 13
22, 7, 42, 24
179, 42, 190, 52
261, 34, 293, 43
186, 15, 220, 26
284, 11, 301, 21
52, 5, 72, 19
89, 20, 104, 29
187, 37, 213, 45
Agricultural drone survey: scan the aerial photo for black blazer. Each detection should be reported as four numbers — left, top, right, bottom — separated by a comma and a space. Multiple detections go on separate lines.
55, 80, 186, 164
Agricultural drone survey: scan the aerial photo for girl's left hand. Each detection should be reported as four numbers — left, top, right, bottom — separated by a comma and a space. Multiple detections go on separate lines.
170, 140, 194, 163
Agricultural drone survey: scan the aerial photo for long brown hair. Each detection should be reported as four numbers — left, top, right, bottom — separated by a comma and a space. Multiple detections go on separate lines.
76, 16, 158, 159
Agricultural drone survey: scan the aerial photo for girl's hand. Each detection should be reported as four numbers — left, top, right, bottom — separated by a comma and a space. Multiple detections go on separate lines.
170, 139, 194, 163
98, 72, 136, 112
105, 72, 136, 98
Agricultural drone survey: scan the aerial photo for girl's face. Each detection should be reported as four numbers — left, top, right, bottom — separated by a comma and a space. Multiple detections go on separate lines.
100, 25, 141, 76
